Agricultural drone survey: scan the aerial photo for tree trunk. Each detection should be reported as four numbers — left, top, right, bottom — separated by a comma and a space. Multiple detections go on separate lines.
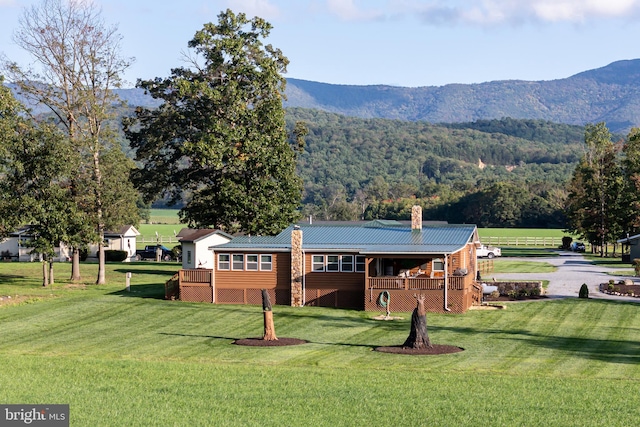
261, 289, 278, 341
42, 259, 48, 287
402, 295, 432, 349
70, 248, 81, 281
96, 244, 106, 285
48, 259, 54, 286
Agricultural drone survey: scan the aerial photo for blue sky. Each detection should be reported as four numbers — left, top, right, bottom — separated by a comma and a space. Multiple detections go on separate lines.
1, 0, 640, 88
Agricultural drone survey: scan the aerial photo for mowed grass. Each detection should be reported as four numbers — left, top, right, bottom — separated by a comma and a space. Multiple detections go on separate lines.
492, 260, 557, 273
1, 263, 640, 425
478, 228, 571, 238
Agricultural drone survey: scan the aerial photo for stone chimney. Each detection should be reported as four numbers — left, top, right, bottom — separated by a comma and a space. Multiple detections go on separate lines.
291, 226, 304, 307
411, 205, 422, 231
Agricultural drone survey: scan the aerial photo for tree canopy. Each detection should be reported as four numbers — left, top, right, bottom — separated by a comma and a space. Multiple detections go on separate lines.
125, 9, 302, 235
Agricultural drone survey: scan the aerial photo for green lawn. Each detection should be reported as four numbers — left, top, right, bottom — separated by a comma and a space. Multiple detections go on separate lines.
1, 262, 640, 426
491, 259, 557, 273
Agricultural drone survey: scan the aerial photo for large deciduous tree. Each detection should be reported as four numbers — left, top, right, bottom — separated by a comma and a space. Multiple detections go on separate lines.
124, 9, 302, 235
620, 128, 640, 237
566, 123, 623, 256
3, 0, 139, 283
0, 78, 78, 285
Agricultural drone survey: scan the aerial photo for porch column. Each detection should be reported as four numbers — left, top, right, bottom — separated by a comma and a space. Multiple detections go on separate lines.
291, 226, 304, 307
444, 255, 450, 311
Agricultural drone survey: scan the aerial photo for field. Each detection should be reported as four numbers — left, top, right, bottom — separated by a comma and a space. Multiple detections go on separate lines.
138, 211, 573, 249
1, 261, 640, 426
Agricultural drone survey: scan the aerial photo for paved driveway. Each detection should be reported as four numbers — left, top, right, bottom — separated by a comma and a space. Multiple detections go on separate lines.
487, 251, 640, 302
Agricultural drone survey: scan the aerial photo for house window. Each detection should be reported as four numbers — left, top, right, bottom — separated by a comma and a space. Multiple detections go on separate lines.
232, 254, 244, 270
312, 255, 325, 272
341, 255, 354, 272
246, 254, 258, 271
218, 254, 230, 270
260, 255, 272, 271
326, 255, 339, 271
187, 250, 192, 265
355, 256, 366, 272
433, 258, 444, 271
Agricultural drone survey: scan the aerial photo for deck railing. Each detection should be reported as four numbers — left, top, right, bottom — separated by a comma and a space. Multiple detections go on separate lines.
368, 276, 466, 291
179, 269, 212, 284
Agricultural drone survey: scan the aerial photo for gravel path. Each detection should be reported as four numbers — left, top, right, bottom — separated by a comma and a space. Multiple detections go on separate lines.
486, 251, 640, 302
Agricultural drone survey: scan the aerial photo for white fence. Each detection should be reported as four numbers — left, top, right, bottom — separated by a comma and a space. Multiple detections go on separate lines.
481, 237, 564, 247
139, 236, 180, 245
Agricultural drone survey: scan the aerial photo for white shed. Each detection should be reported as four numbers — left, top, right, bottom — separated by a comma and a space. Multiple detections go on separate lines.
103, 225, 141, 262
177, 228, 232, 269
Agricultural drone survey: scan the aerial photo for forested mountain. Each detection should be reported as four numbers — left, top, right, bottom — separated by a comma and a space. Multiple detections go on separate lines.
285, 109, 587, 227
284, 59, 640, 134
10, 59, 640, 133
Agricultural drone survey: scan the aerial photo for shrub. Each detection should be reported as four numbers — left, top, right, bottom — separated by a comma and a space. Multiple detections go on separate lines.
633, 259, 640, 277
579, 283, 589, 299
529, 287, 541, 297
105, 250, 128, 262
490, 290, 500, 299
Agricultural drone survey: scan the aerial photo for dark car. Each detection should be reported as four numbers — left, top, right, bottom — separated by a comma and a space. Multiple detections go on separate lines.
135, 245, 174, 261
571, 242, 586, 252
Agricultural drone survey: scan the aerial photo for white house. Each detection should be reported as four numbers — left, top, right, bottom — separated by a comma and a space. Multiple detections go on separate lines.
176, 228, 232, 269
102, 225, 141, 262
0, 225, 140, 262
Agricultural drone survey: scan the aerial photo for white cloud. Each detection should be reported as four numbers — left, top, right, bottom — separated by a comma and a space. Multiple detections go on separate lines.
326, 0, 385, 21
398, 0, 640, 25
223, 0, 281, 20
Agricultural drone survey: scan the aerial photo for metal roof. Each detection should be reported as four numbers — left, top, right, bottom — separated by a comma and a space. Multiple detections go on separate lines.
216, 223, 477, 255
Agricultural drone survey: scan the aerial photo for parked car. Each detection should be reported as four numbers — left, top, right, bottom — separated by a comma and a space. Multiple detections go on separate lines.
135, 245, 174, 261
570, 242, 586, 252
476, 244, 501, 259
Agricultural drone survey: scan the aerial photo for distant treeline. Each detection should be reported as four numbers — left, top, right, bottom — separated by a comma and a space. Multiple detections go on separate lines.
285, 109, 587, 228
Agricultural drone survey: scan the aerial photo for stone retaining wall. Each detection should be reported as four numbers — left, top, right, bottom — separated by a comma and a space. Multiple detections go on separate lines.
489, 281, 545, 296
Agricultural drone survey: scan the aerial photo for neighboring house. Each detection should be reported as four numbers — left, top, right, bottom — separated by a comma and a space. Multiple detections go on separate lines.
0, 225, 140, 262
176, 228, 233, 269
175, 206, 483, 313
618, 233, 640, 263
101, 225, 141, 262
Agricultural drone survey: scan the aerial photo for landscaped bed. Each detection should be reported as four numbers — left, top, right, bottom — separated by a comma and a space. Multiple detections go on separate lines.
599, 280, 640, 297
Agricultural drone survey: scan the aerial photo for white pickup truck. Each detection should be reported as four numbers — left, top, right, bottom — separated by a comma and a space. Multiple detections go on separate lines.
476, 244, 501, 259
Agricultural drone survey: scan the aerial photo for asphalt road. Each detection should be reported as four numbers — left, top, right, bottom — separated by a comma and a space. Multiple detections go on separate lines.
486, 251, 640, 302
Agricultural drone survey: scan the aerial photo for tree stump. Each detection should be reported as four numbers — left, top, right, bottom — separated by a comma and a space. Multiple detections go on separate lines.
262, 289, 278, 341
402, 294, 432, 349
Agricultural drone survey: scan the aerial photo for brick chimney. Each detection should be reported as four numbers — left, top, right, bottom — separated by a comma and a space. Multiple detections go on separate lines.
411, 205, 422, 231
291, 226, 303, 307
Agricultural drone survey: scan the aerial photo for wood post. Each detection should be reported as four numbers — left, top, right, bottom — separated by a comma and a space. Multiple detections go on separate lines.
262, 289, 278, 341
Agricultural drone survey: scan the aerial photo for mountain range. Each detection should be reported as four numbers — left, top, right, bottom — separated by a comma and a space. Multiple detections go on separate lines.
9, 59, 640, 134
281, 59, 640, 134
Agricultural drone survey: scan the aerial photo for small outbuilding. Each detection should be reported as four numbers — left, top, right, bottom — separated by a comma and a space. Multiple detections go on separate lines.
176, 228, 233, 269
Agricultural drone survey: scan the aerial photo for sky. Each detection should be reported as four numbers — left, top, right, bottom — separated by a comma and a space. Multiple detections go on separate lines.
1, 0, 640, 88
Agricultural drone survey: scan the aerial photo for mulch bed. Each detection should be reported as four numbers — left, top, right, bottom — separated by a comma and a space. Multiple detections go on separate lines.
234, 337, 308, 347
375, 344, 464, 355
599, 283, 640, 298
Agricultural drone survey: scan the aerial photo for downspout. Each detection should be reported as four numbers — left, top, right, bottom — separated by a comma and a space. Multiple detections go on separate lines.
444, 254, 451, 312
302, 249, 306, 306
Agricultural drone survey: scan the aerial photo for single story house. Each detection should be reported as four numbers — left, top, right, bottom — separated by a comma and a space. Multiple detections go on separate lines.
617, 233, 640, 263
175, 206, 483, 313
0, 225, 140, 262
101, 225, 141, 262
176, 228, 233, 269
